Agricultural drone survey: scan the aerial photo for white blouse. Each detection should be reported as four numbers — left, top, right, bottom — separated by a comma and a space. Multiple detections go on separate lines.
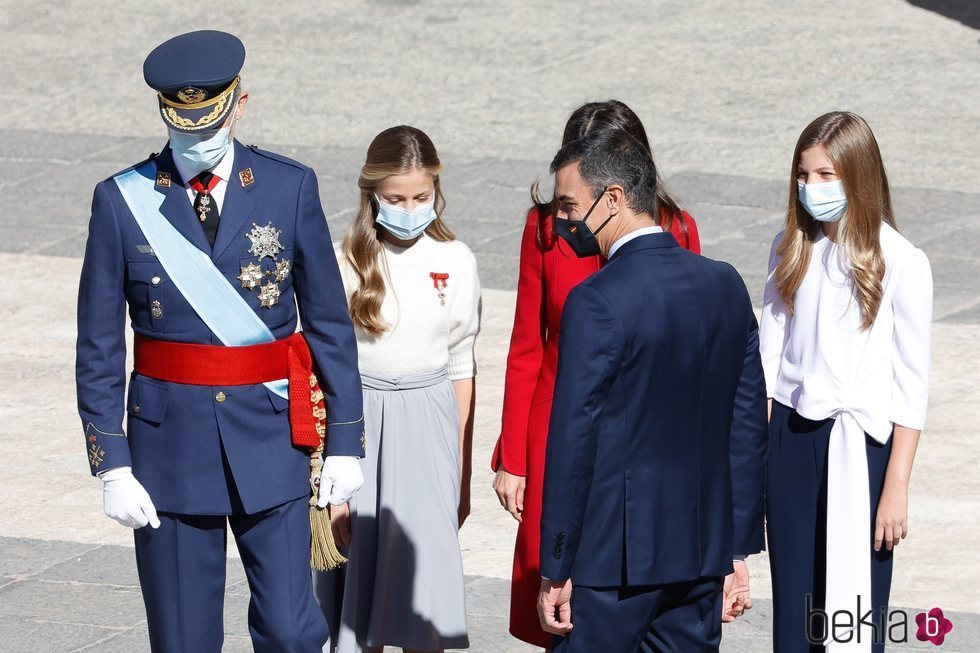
335, 234, 481, 381
759, 221, 932, 651
760, 222, 932, 433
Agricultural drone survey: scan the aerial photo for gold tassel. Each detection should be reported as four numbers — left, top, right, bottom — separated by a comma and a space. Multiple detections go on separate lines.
309, 445, 347, 571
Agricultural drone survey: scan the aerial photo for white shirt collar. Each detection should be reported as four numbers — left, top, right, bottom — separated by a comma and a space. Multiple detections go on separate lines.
608, 224, 663, 259
172, 140, 236, 186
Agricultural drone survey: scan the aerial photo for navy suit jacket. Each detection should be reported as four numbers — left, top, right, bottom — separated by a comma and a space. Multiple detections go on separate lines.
76, 140, 364, 515
539, 232, 767, 587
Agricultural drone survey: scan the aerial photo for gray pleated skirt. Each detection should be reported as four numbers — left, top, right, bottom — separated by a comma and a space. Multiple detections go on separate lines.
334, 369, 469, 652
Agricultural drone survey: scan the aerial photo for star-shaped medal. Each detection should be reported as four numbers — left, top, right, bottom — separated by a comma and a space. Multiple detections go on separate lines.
246, 222, 284, 260
273, 259, 291, 283
238, 262, 264, 290
258, 281, 281, 308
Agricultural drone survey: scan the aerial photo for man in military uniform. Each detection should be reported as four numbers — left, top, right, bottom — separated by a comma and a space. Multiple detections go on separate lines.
75, 30, 365, 652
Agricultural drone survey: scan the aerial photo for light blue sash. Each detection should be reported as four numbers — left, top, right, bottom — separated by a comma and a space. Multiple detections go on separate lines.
114, 163, 288, 398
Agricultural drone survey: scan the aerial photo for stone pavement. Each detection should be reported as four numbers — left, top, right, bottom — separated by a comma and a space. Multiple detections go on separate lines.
1, 1, 978, 651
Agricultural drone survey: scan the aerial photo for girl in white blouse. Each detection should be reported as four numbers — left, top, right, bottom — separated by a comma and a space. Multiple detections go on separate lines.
760, 111, 932, 653
314, 125, 480, 653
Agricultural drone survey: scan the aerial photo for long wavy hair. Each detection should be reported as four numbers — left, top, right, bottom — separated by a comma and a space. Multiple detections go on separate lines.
341, 125, 455, 336
774, 111, 896, 330
534, 100, 685, 249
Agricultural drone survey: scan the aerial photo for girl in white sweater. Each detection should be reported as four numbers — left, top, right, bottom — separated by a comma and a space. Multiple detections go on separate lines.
323, 125, 480, 653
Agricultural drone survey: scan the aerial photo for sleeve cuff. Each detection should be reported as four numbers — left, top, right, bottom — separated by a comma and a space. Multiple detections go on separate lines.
447, 349, 475, 380
85, 422, 131, 477
889, 407, 926, 432
325, 418, 366, 458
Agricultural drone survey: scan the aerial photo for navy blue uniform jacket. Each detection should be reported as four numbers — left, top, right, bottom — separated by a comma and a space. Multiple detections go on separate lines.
539, 232, 767, 586
76, 141, 364, 515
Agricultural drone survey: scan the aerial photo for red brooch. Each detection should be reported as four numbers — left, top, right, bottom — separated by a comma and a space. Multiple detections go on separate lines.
430, 272, 449, 305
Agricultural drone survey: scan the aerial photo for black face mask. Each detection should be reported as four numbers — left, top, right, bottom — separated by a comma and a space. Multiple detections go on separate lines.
554, 186, 613, 258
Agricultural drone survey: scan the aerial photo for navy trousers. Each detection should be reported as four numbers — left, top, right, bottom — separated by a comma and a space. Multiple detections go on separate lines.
767, 401, 895, 653
134, 495, 328, 652
551, 577, 723, 653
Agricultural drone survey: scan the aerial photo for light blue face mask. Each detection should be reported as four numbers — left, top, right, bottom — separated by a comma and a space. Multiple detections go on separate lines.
169, 123, 233, 175
374, 196, 438, 241
797, 179, 848, 223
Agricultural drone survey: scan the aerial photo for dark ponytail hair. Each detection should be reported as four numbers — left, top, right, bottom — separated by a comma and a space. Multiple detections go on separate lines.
533, 100, 685, 249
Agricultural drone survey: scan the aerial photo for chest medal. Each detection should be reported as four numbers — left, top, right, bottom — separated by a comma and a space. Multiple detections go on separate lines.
239, 222, 290, 308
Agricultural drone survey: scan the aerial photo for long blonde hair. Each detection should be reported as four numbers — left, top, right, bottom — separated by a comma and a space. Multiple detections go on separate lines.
342, 125, 455, 336
775, 111, 896, 330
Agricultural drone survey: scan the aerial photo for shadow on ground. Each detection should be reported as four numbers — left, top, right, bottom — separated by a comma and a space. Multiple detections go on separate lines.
907, 0, 980, 30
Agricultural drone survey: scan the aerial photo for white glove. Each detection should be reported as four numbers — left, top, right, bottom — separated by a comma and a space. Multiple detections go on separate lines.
318, 456, 364, 508
100, 466, 161, 529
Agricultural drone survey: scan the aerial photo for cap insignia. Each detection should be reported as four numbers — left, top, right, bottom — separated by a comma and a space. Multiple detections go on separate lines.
177, 87, 207, 104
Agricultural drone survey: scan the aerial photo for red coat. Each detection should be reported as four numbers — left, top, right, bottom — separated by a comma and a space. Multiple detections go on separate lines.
491, 207, 701, 646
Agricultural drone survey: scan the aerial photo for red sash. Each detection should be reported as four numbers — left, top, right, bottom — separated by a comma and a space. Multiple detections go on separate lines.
133, 332, 325, 448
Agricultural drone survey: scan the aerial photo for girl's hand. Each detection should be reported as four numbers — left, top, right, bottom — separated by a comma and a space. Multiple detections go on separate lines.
331, 501, 351, 549
874, 481, 908, 552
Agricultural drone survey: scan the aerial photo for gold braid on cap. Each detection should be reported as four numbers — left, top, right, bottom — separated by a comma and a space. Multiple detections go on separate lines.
159, 77, 240, 131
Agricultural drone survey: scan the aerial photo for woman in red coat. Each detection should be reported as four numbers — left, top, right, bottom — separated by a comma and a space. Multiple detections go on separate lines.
491, 100, 701, 648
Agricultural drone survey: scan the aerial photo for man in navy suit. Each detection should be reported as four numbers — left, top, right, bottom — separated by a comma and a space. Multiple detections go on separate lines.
537, 128, 768, 652
75, 31, 364, 651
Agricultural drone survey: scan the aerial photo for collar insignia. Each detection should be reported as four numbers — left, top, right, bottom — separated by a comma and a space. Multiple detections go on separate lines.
239, 168, 254, 187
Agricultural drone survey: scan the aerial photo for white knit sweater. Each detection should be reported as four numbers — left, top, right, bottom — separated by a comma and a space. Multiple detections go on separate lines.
335, 234, 481, 380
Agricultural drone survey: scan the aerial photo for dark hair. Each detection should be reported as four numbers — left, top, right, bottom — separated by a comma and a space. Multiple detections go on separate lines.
532, 100, 685, 248
549, 128, 657, 219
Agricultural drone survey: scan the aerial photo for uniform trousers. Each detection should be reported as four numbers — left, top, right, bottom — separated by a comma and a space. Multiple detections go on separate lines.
767, 401, 895, 653
551, 577, 723, 653
134, 494, 328, 652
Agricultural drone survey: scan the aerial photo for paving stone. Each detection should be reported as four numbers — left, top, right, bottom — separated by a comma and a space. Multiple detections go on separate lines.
464, 574, 514, 618
938, 302, 980, 324
0, 538, 94, 578
38, 545, 139, 588
0, 578, 145, 628
76, 627, 152, 653
0, 129, 143, 166
0, 615, 123, 653
35, 229, 89, 258
0, 224, 85, 255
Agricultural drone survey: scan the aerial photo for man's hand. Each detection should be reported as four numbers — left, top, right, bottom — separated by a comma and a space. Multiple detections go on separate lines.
318, 456, 364, 507
100, 467, 161, 529
722, 559, 752, 623
538, 578, 574, 636
493, 469, 527, 522
330, 501, 351, 549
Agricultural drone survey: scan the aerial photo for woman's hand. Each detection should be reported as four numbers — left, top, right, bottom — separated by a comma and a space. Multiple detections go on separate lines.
874, 479, 908, 552
493, 469, 527, 522
330, 501, 351, 549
